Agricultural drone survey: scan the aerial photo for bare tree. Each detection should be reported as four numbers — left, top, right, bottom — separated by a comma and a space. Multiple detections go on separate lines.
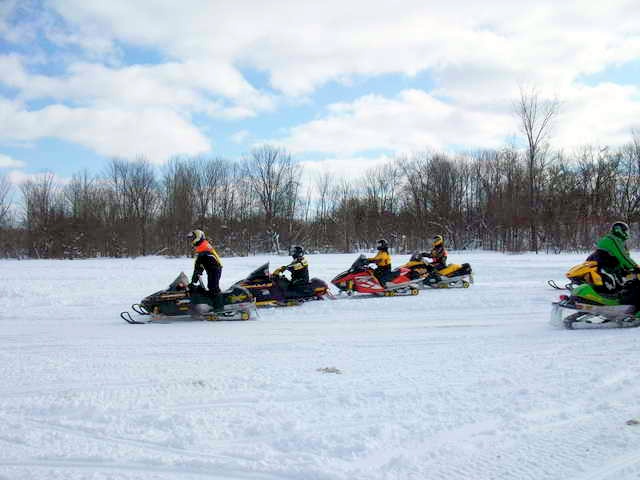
515, 85, 559, 252
20, 173, 66, 257
0, 173, 12, 227
243, 145, 302, 252
106, 158, 158, 256
159, 158, 197, 254
313, 171, 337, 250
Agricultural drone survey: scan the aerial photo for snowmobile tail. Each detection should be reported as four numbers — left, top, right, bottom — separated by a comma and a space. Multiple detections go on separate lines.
422, 263, 473, 289
399, 254, 473, 289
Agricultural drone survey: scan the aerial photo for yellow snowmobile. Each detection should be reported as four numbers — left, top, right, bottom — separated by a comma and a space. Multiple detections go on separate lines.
399, 253, 473, 289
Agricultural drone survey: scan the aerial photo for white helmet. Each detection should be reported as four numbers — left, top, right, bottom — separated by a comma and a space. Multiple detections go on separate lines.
187, 229, 206, 246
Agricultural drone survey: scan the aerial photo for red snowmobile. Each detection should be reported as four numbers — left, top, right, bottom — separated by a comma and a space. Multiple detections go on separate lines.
331, 254, 421, 296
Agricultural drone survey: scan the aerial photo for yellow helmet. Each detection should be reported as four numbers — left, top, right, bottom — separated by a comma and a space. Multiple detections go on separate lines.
432, 235, 444, 247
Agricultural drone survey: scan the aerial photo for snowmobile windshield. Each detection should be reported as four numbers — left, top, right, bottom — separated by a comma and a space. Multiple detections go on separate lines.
350, 254, 368, 270
409, 252, 423, 262
247, 263, 270, 280
168, 272, 190, 291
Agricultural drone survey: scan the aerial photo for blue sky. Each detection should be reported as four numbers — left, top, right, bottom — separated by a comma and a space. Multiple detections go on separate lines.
1, 0, 639, 183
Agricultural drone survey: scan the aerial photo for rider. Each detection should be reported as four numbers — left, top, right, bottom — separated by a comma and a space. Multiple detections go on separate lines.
273, 245, 310, 296
422, 235, 448, 270
187, 229, 224, 307
367, 238, 392, 285
420, 235, 447, 284
586, 221, 639, 293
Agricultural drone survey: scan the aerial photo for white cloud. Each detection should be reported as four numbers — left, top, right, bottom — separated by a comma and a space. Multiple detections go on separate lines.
0, 153, 25, 168
0, 55, 275, 118
284, 90, 514, 154
6, 169, 70, 186
45, 0, 640, 97
0, 99, 210, 163
554, 83, 640, 148
284, 84, 640, 155
1, 0, 640, 160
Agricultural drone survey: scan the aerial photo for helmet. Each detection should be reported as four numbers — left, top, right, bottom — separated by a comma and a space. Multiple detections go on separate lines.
376, 238, 388, 250
290, 245, 305, 259
187, 229, 206, 246
432, 235, 444, 247
611, 222, 630, 240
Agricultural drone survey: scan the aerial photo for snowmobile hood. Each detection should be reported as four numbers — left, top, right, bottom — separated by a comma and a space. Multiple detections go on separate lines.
571, 283, 620, 306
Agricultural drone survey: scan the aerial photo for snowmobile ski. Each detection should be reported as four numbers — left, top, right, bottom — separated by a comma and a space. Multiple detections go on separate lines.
547, 280, 570, 290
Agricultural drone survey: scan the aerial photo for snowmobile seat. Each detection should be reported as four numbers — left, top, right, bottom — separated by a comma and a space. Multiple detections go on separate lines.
383, 269, 403, 283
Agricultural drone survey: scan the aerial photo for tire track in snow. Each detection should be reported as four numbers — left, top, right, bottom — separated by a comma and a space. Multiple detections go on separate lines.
568, 447, 640, 480
23, 418, 246, 463
0, 459, 286, 480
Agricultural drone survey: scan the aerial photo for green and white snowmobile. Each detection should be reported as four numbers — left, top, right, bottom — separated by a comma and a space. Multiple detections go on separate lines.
551, 282, 640, 329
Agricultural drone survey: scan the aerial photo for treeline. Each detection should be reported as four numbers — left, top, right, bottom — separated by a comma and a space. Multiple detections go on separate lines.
1, 138, 640, 259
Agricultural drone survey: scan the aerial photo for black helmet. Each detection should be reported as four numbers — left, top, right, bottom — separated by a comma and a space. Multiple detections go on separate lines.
187, 229, 206, 246
290, 245, 305, 259
432, 235, 444, 247
376, 238, 389, 250
611, 221, 630, 240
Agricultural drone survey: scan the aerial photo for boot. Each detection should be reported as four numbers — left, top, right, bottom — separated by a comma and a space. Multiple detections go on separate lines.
210, 293, 224, 311
425, 272, 442, 285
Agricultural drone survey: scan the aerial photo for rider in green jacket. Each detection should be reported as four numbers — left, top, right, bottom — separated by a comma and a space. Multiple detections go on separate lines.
587, 221, 638, 291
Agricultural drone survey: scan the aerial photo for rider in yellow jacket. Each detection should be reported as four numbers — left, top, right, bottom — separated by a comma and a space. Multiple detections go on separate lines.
367, 239, 392, 285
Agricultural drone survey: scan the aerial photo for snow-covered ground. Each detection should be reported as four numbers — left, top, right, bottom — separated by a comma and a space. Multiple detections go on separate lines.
2, 251, 640, 480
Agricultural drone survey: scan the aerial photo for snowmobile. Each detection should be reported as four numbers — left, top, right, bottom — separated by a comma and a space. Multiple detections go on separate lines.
548, 260, 599, 290
551, 281, 640, 329
120, 272, 255, 324
231, 263, 330, 307
331, 254, 421, 296
399, 252, 473, 289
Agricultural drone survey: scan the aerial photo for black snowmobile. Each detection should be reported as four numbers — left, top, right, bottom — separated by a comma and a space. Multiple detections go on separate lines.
121, 272, 255, 324
231, 263, 331, 307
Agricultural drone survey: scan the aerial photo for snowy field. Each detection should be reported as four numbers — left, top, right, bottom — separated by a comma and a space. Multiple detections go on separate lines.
2, 250, 640, 480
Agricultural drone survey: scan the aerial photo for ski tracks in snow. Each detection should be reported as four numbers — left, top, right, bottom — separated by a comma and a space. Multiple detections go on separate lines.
3, 252, 640, 479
